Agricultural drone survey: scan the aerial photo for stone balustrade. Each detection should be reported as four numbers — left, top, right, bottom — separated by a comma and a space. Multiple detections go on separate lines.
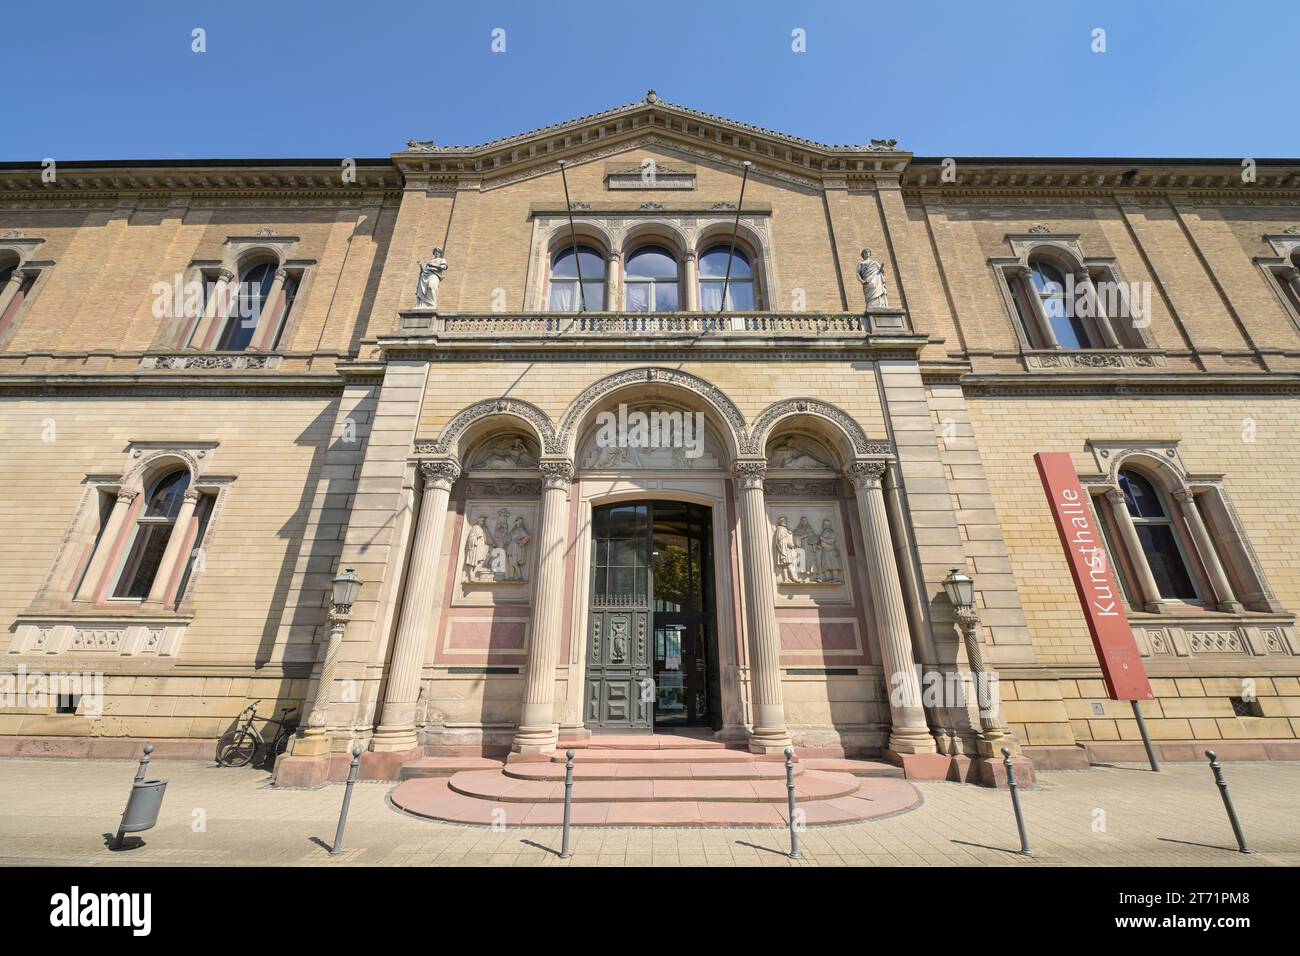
397, 309, 911, 339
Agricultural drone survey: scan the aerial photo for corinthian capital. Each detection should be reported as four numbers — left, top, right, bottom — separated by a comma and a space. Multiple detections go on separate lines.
418, 457, 461, 490
116, 488, 140, 504
846, 459, 887, 490
732, 459, 767, 491
538, 458, 574, 491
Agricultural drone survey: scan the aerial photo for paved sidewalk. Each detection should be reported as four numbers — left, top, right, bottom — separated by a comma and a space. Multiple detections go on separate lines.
0, 756, 1295, 866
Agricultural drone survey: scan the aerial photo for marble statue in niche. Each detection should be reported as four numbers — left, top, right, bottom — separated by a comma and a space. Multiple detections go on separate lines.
857, 247, 890, 310
814, 518, 843, 583
472, 436, 537, 470
415, 247, 447, 309
463, 508, 531, 583
769, 435, 830, 470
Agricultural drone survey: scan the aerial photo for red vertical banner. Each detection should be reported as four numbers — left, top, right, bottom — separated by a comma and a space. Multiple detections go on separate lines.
1034, 452, 1153, 701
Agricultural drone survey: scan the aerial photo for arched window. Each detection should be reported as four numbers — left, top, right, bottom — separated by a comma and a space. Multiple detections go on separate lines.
547, 246, 605, 312
699, 246, 756, 310
1118, 469, 1197, 601
624, 246, 679, 312
218, 262, 276, 351
1028, 258, 1091, 349
0, 260, 38, 341
113, 469, 191, 599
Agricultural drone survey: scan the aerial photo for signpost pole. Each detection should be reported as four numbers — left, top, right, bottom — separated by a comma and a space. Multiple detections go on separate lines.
1131, 700, 1160, 772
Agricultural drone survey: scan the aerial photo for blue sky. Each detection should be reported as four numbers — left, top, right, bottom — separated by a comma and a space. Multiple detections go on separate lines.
4, 0, 1296, 162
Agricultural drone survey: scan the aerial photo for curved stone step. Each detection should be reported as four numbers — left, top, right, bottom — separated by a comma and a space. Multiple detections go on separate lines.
398, 756, 505, 780
390, 776, 921, 827
447, 768, 859, 804
545, 748, 760, 765
800, 757, 904, 778
504, 761, 803, 782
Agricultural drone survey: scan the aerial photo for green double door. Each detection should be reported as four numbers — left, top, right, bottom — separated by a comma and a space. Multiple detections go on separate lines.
585, 501, 720, 731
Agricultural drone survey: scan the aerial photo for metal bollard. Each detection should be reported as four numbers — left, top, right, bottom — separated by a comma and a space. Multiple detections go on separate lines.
1131, 700, 1160, 772
784, 747, 801, 860
133, 742, 154, 782
329, 745, 364, 857
1002, 747, 1031, 855
1204, 751, 1252, 854
560, 749, 575, 860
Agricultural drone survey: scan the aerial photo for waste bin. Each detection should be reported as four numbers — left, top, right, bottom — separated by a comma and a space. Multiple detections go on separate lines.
119, 778, 168, 834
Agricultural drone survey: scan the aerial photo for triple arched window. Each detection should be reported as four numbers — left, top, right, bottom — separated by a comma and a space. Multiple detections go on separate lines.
545, 241, 761, 312
1006, 251, 1145, 351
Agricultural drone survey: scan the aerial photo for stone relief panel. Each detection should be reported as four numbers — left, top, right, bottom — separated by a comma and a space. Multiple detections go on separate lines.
459, 502, 538, 586
467, 433, 539, 471
766, 504, 852, 603
765, 434, 836, 471
576, 404, 725, 471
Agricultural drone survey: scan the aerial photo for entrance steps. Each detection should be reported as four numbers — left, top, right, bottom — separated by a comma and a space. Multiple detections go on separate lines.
390, 736, 917, 827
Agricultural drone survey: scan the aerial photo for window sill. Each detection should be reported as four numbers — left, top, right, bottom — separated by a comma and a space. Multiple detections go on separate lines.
1126, 610, 1298, 659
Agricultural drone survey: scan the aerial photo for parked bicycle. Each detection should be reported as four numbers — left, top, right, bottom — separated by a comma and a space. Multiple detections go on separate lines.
214, 700, 298, 768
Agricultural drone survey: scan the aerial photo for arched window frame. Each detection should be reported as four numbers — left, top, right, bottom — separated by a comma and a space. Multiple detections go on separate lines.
696, 242, 761, 311
180, 234, 307, 352
0, 234, 53, 349
997, 237, 1150, 352
544, 242, 608, 313
622, 243, 682, 313
1257, 234, 1300, 335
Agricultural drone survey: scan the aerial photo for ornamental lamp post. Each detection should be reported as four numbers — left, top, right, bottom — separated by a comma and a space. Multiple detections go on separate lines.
942, 568, 1013, 757
298, 568, 363, 750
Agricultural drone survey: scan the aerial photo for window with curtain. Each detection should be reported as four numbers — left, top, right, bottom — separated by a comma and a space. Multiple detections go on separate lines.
1029, 258, 1092, 349
698, 246, 756, 310
1118, 468, 1198, 601
547, 246, 605, 312
113, 469, 191, 599
624, 246, 679, 312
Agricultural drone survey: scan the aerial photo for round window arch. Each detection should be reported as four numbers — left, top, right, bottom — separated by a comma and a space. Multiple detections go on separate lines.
624, 246, 680, 312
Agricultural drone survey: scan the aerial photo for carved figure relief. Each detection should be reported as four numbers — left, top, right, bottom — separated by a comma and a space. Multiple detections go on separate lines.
767, 435, 831, 470
471, 435, 538, 470
770, 510, 846, 585
462, 506, 533, 583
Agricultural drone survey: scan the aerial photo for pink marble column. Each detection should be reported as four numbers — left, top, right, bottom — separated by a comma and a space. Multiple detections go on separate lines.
372, 458, 460, 752
142, 488, 201, 608
513, 458, 574, 753
731, 459, 793, 755
74, 488, 138, 602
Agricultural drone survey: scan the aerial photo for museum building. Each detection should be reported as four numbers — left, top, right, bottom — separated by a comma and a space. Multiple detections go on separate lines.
3, 93, 1300, 788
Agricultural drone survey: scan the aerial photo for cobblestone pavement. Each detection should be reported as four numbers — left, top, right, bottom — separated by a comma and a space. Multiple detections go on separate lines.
0, 757, 1295, 867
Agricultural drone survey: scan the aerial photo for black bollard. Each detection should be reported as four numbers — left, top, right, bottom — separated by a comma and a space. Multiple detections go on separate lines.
1002, 747, 1031, 855
133, 743, 154, 782
784, 747, 801, 860
1205, 751, 1252, 854
560, 749, 575, 860
329, 745, 364, 857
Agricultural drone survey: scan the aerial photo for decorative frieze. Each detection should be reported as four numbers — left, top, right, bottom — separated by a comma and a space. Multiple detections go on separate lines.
1024, 351, 1167, 370
8, 620, 186, 657
141, 354, 283, 371
1136, 619, 1297, 658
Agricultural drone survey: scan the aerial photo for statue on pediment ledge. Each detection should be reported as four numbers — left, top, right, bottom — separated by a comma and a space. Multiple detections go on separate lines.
415, 247, 447, 309
857, 248, 889, 310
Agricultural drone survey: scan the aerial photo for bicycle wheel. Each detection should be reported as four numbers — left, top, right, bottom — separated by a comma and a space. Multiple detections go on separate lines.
215, 729, 261, 768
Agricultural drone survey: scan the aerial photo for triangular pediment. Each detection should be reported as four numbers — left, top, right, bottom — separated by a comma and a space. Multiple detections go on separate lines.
395, 91, 909, 188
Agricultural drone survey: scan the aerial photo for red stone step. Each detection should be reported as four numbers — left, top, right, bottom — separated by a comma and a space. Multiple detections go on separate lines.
542, 748, 760, 765
390, 776, 921, 827
398, 756, 505, 780
504, 761, 802, 781
800, 757, 904, 778
447, 768, 860, 804
584, 734, 740, 751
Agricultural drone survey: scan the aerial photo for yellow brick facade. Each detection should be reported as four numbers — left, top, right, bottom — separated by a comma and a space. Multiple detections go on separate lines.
1, 95, 1298, 773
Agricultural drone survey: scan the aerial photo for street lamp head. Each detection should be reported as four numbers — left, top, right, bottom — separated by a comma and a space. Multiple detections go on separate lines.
331, 567, 363, 612
943, 567, 975, 611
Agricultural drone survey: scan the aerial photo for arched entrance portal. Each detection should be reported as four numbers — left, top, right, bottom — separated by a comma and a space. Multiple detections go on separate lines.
586, 500, 722, 732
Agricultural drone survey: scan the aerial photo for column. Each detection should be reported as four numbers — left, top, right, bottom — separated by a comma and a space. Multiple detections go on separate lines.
731, 459, 793, 754
1012, 266, 1059, 349
683, 250, 700, 311
604, 252, 622, 311
1104, 488, 1166, 613
74, 488, 138, 602
1174, 488, 1241, 613
1076, 271, 1120, 347
143, 488, 201, 608
248, 267, 288, 351
513, 458, 574, 753
371, 458, 460, 752
848, 461, 936, 754
0, 268, 27, 321
190, 268, 235, 349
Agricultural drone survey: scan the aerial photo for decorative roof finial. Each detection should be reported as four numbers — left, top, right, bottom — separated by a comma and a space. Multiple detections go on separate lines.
645, 89, 659, 104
